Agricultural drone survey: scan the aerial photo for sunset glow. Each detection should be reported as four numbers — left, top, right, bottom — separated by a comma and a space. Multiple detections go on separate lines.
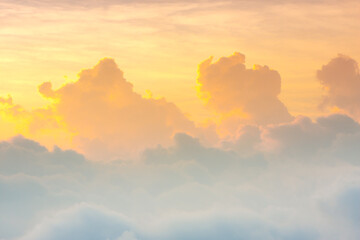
1, 1, 360, 239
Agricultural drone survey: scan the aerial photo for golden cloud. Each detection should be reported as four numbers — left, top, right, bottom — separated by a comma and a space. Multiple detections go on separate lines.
197, 52, 293, 127
1, 58, 196, 160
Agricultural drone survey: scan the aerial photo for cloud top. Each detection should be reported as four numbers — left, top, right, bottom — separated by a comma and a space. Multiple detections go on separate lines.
197, 52, 293, 125
2, 58, 196, 160
318, 54, 360, 119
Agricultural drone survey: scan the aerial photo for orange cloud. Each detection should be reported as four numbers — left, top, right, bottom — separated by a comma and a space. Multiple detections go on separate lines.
318, 54, 360, 119
197, 52, 293, 128
38, 58, 196, 160
1, 58, 196, 160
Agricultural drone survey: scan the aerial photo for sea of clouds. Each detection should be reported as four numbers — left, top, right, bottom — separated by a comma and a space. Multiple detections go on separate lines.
1, 53, 360, 239
1, 116, 360, 240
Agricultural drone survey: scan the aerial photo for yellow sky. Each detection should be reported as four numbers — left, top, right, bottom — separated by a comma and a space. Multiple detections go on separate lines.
1, 0, 360, 125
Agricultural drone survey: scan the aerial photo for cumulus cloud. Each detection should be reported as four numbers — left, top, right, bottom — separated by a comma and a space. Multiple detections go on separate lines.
197, 52, 293, 127
6, 53, 353, 160
318, 54, 360, 118
1, 58, 196, 160
39, 58, 197, 159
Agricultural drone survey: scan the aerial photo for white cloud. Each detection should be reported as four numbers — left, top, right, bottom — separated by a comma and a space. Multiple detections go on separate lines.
117, 231, 138, 240
19, 204, 132, 240
1, 114, 360, 239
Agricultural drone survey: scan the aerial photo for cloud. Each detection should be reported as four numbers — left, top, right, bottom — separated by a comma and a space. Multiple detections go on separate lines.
17, 203, 319, 240
197, 52, 293, 127
117, 231, 138, 240
320, 186, 360, 239
335, 187, 360, 224
5, 53, 360, 160
19, 204, 132, 240
143, 133, 266, 181
221, 124, 263, 156
318, 54, 360, 118
138, 210, 318, 240
331, 131, 360, 165
0, 136, 95, 239
15, 200, 319, 240
39, 58, 197, 159
1, 58, 196, 160
1, 133, 360, 239
2, 54, 360, 239
260, 114, 360, 159
0, 174, 48, 239
0, 135, 87, 176
0, 96, 13, 105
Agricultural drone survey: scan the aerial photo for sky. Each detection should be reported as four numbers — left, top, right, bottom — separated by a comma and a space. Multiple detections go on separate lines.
1, 0, 360, 240
1, 0, 360, 121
